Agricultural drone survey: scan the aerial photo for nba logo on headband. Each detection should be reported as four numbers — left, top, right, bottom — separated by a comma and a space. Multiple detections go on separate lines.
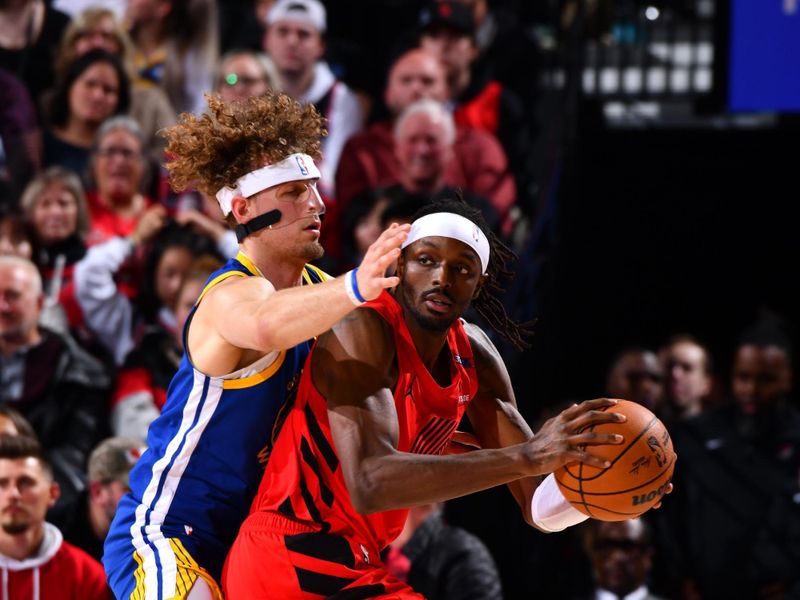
295, 155, 309, 176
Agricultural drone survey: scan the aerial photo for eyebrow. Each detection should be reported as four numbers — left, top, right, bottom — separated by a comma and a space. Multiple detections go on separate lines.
414, 239, 480, 263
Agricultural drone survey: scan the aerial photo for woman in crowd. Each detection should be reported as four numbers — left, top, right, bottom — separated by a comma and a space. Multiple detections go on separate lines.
215, 48, 280, 103
126, 0, 219, 114
20, 166, 90, 333
43, 49, 130, 175
54, 7, 177, 162
84, 115, 156, 247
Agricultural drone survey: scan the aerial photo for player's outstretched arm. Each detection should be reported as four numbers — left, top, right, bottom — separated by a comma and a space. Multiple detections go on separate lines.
317, 314, 625, 515
197, 223, 409, 358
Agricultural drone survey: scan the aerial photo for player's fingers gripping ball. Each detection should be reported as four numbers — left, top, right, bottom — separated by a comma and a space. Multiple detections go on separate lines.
555, 400, 676, 521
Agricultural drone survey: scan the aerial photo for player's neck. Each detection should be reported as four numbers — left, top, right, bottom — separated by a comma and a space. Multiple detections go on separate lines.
239, 243, 305, 290
404, 317, 451, 376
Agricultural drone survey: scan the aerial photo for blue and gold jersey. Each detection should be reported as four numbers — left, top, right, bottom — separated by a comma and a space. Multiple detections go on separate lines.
104, 252, 328, 599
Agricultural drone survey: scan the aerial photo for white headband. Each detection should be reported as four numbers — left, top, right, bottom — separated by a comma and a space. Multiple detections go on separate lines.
215, 153, 321, 215
401, 212, 490, 274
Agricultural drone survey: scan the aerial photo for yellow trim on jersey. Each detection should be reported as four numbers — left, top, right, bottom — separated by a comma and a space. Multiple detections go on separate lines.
235, 251, 262, 277
129, 540, 223, 600
195, 270, 247, 306
303, 263, 331, 283
131, 550, 145, 600
222, 349, 288, 389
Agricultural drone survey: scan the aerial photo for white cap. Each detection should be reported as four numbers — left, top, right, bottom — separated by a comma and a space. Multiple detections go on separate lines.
267, 0, 326, 33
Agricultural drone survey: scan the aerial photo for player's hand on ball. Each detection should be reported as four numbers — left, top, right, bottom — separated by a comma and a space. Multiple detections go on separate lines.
524, 398, 626, 475
652, 482, 674, 509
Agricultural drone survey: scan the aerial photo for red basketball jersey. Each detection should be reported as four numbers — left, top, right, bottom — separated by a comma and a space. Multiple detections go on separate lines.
250, 290, 479, 557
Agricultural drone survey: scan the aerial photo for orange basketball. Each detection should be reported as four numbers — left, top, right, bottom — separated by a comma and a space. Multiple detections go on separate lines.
554, 399, 676, 521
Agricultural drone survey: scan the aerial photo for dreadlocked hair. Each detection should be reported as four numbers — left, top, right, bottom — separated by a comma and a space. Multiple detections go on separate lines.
163, 92, 325, 199
410, 196, 535, 351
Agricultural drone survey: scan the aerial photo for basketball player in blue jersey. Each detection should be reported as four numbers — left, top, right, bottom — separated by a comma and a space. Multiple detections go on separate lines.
103, 92, 410, 600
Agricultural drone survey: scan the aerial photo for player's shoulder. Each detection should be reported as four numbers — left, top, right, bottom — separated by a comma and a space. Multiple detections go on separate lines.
203, 271, 276, 305
463, 322, 500, 362
326, 305, 393, 350
313, 307, 396, 383
462, 321, 510, 381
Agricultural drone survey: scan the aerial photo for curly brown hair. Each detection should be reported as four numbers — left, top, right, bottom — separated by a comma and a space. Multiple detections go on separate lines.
164, 93, 325, 199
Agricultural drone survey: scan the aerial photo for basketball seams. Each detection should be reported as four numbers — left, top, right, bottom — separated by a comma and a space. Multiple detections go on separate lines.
577, 461, 592, 517
574, 416, 661, 483
554, 401, 676, 520
560, 409, 660, 481
554, 455, 675, 496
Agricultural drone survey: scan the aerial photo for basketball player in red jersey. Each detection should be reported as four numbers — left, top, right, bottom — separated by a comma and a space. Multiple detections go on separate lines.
223, 198, 629, 598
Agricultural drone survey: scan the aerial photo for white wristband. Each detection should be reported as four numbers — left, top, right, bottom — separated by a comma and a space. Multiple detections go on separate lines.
530, 473, 589, 532
344, 269, 366, 307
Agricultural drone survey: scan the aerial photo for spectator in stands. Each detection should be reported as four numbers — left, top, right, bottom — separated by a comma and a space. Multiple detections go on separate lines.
461, 0, 543, 116
43, 50, 131, 175
335, 47, 515, 226
659, 333, 714, 422
578, 518, 666, 600
338, 187, 427, 273
84, 116, 160, 247
606, 346, 664, 414
19, 167, 94, 337
667, 317, 800, 598
111, 255, 222, 441
126, 0, 219, 115
215, 49, 280, 103
54, 7, 177, 162
20, 168, 90, 327
419, 1, 536, 216
386, 501, 503, 599
0, 68, 41, 196
0, 435, 109, 599
263, 0, 365, 195
383, 99, 499, 231
0, 0, 70, 103
137, 222, 223, 336
173, 190, 240, 260
0, 255, 111, 515
73, 212, 166, 366
53, 437, 144, 561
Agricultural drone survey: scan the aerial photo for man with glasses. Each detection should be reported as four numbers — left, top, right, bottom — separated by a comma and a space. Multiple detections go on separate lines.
103, 92, 409, 600
581, 518, 666, 600
215, 49, 279, 104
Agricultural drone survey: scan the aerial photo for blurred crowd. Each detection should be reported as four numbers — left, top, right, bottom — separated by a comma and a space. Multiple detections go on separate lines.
0, 0, 797, 598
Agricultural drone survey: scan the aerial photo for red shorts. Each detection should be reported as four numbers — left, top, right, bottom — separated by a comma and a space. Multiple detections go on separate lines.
222, 511, 424, 599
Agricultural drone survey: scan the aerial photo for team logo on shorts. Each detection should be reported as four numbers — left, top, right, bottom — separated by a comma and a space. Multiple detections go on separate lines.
295, 155, 310, 176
